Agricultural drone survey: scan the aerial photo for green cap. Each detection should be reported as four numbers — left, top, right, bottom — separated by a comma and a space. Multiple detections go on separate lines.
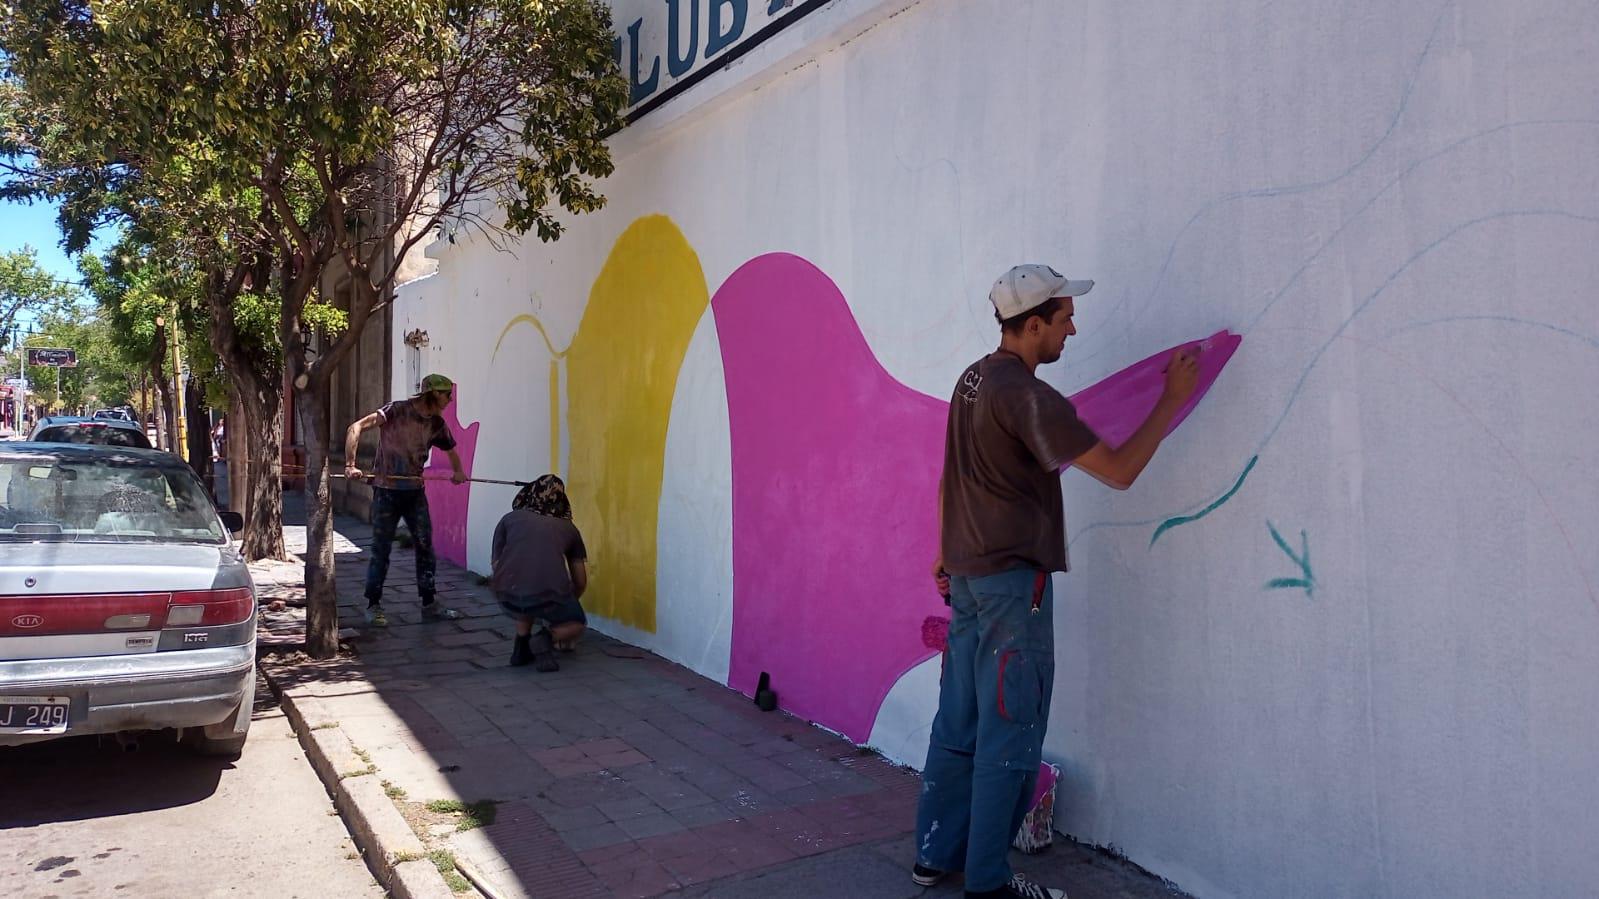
420, 373, 454, 393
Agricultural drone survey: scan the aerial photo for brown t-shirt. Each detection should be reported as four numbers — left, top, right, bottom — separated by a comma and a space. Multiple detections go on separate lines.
940, 351, 1100, 576
490, 509, 587, 599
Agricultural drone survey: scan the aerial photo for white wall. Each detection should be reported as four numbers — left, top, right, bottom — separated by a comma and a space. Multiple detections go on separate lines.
394, 0, 1599, 895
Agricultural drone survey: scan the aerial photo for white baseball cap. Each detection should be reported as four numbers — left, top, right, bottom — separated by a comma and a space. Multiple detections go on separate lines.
988, 264, 1095, 320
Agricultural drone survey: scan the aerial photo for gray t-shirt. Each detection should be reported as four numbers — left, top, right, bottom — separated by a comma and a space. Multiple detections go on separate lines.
940, 351, 1100, 576
490, 509, 587, 598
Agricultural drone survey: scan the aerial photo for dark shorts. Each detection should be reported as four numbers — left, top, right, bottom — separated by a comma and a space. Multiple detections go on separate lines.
497, 592, 587, 627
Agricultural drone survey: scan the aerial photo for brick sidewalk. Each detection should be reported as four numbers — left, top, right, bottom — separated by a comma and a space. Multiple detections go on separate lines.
257, 512, 1186, 899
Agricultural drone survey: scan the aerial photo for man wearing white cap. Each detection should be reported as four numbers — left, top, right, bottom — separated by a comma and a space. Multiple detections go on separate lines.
912, 265, 1199, 899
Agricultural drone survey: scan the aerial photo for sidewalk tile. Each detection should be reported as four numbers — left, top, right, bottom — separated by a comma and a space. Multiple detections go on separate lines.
595, 859, 682, 899
543, 806, 610, 832
667, 802, 738, 829
561, 821, 631, 852
598, 796, 664, 822
617, 812, 685, 841
636, 829, 713, 861
662, 847, 743, 886
577, 841, 650, 870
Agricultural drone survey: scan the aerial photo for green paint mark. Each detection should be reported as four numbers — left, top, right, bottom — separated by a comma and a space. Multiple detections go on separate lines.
1150, 455, 1259, 547
1265, 521, 1314, 598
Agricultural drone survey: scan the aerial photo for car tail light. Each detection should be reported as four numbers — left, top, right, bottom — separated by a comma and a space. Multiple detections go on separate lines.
167, 587, 254, 626
0, 593, 170, 636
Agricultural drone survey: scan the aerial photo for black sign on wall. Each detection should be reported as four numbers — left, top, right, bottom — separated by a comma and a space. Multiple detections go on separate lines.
27, 347, 77, 367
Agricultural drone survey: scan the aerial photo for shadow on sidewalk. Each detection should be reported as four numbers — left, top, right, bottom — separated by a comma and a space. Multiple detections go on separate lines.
253, 503, 1185, 899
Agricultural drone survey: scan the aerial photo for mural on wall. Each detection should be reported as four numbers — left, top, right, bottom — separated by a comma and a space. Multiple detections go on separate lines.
712, 252, 1241, 742
483, 236, 1241, 743
423, 393, 480, 568
711, 253, 950, 741
560, 215, 710, 633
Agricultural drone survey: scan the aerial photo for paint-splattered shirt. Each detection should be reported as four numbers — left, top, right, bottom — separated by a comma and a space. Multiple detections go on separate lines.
940, 351, 1099, 576
372, 399, 456, 490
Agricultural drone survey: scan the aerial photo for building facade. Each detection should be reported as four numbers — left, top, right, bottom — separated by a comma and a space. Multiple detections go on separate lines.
392, 1, 1599, 895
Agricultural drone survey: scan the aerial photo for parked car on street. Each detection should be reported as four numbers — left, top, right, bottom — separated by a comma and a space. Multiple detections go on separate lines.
0, 443, 253, 755
30, 416, 154, 450
92, 408, 135, 422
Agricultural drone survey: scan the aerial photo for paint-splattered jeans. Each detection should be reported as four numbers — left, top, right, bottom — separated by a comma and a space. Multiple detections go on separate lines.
915, 567, 1055, 893
364, 487, 436, 605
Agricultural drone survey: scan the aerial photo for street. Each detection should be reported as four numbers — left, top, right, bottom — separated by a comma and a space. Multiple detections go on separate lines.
0, 674, 384, 899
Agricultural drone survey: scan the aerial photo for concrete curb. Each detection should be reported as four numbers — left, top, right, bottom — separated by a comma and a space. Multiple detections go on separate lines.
262, 661, 458, 899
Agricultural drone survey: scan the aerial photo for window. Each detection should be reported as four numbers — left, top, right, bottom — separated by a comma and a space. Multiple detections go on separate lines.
35, 424, 153, 449
0, 454, 225, 543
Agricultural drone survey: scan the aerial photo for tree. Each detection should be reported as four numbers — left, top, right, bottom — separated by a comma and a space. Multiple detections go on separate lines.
3, 0, 628, 656
20, 305, 103, 413
1, 83, 291, 558
1, 246, 77, 350
77, 242, 212, 455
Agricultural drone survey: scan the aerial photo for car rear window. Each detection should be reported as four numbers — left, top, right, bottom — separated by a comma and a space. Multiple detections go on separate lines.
35, 424, 153, 449
0, 454, 226, 544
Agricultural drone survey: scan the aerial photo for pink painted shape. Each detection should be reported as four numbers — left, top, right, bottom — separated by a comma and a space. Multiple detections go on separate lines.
714, 254, 949, 742
424, 394, 479, 569
714, 253, 1241, 743
1067, 331, 1242, 455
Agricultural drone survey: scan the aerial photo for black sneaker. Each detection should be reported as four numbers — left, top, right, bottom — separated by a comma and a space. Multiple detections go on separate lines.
509, 635, 533, 667
529, 629, 559, 672
911, 863, 945, 887
965, 873, 1066, 899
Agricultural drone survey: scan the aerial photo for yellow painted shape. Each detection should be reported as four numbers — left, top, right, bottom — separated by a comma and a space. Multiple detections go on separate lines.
495, 314, 564, 358
565, 216, 708, 632
548, 359, 561, 475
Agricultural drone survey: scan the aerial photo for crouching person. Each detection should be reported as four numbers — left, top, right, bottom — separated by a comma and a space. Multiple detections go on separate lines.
493, 475, 588, 671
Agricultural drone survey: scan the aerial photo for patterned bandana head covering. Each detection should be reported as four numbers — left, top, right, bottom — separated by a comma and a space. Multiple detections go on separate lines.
512, 474, 571, 519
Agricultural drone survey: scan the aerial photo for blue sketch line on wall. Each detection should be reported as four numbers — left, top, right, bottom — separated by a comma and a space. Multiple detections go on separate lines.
1265, 521, 1314, 598
1068, 0, 1455, 370
1148, 455, 1259, 547
1243, 119, 1599, 333
1383, 314, 1599, 352
1075, 123, 1599, 541
1084, 208, 1599, 556
1255, 209, 1599, 454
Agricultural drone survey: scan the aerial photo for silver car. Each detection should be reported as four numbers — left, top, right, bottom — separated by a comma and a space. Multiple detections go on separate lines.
0, 444, 255, 756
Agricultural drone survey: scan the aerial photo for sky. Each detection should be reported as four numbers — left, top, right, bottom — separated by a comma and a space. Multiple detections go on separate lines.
0, 195, 114, 337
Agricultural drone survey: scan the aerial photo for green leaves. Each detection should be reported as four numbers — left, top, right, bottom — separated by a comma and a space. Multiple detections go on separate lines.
5, 0, 628, 405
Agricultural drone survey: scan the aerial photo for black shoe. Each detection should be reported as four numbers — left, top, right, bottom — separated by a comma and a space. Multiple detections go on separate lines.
911, 863, 945, 887
509, 635, 533, 667
529, 629, 559, 672
965, 873, 1066, 899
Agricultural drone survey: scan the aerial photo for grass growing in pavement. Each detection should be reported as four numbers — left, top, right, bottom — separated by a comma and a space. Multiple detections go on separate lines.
383, 780, 407, 800
428, 849, 472, 893
424, 798, 500, 831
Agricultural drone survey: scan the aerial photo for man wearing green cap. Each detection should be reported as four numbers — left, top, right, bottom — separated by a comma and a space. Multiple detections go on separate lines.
345, 374, 468, 626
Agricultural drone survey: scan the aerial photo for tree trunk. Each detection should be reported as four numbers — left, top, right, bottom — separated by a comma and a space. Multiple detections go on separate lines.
163, 374, 181, 457
161, 381, 180, 455
151, 375, 168, 451
297, 377, 340, 659
234, 370, 286, 561
185, 377, 214, 496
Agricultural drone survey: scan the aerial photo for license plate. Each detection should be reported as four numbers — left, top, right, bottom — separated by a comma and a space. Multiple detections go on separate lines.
0, 695, 71, 734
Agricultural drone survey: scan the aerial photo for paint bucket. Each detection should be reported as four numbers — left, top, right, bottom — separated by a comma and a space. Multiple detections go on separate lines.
1011, 762, 1061, 853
